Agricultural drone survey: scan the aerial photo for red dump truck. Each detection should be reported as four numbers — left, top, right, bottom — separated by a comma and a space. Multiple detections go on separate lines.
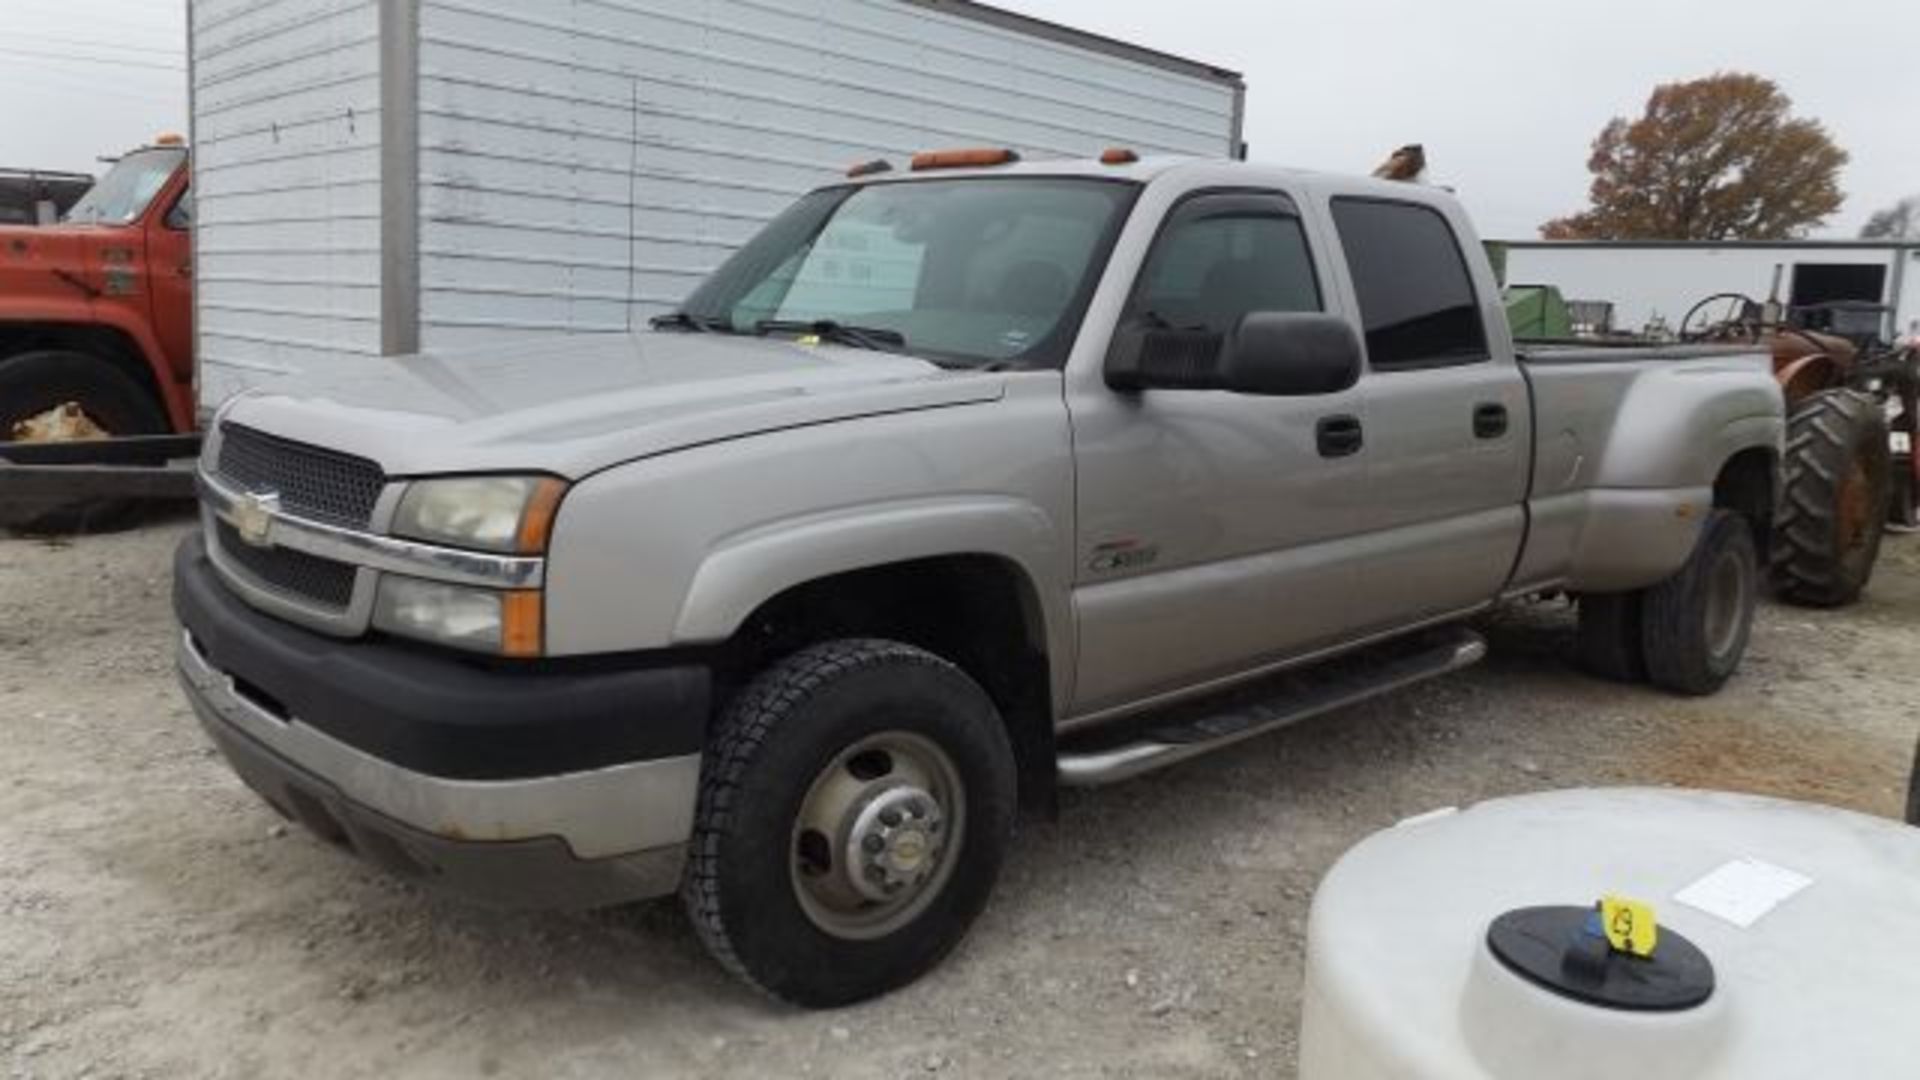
0, 137, 198, 528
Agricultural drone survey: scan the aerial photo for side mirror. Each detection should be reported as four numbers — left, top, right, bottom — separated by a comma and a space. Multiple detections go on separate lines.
1106, 312, 1363, 396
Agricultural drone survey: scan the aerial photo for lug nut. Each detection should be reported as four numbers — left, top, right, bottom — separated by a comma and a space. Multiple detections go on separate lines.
863, 834, 885, 854
880, 808, 903, 827
866, 865, 887, 882
908, 799, 929, 817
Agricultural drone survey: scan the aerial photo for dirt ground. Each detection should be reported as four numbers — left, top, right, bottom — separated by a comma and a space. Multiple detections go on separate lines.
3, 515, 1916, 1079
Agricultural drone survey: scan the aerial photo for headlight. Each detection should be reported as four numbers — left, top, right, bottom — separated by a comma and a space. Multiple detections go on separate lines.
373, 575, 544, 657
392, 475, 567, 554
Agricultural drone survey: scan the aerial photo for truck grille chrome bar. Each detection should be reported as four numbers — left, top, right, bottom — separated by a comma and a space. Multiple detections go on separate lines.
199, 470, 545, 591
216, 423, 385, 529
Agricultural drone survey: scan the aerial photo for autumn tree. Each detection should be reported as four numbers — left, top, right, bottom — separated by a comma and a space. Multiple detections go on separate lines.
1861, 196, 1920, 240
1543, 73, 1847, 241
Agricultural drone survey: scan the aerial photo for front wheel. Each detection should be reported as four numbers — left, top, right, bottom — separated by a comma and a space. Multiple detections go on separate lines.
1642, 510, 1760, 696
0, 349, 170, 533
683, 639, 1017, 1008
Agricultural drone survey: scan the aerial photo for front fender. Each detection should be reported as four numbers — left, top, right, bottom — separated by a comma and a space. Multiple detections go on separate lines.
0, 296, 191, 431
673, 496, 1060, 642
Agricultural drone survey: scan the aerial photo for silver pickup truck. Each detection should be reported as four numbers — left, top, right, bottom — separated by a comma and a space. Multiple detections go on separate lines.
173, 153, 1783, 1006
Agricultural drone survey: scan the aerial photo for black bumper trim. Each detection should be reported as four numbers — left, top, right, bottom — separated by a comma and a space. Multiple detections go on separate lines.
173, 534, 709, 780
198, 704, 684, 908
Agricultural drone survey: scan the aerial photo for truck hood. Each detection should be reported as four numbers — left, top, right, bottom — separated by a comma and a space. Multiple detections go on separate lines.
0, 224, 108, 292
221, 332, 1008, 478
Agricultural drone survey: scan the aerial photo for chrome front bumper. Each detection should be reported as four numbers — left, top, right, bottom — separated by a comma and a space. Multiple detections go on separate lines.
178, 631, 700, 906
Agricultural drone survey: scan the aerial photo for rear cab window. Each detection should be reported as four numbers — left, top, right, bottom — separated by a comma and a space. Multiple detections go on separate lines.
1330, 198, 1488, 370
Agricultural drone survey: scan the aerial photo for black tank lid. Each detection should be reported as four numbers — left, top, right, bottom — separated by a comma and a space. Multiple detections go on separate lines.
1487, 905, 1715, 1012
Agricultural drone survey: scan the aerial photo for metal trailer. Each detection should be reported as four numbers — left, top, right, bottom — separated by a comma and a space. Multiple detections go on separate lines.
185, 0, 1246, 408
1501, 240, 1920, 342
0, 169, 94, 226
1, 0, 1244, 522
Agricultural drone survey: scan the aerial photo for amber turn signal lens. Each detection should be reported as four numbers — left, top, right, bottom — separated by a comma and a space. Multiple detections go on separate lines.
910, 148, 1021, 171
1100, 148, 1139, 165
514, 478, 569, 555
500, 591, 545, 658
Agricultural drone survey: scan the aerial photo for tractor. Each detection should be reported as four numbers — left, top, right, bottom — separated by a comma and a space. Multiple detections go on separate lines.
1679, 292, 1919, 607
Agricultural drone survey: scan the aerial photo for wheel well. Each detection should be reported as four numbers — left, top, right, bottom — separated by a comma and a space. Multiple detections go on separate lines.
0, 323, 166, 414
718, 556, 1057, 814
1714, 448, 1776, 559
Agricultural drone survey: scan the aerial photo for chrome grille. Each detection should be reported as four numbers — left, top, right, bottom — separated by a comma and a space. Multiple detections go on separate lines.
216, 424, 385, 529
214, 519, 358, 612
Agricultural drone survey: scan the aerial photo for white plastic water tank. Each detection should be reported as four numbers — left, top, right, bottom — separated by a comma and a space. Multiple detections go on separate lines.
1298, 788, 1920, 1079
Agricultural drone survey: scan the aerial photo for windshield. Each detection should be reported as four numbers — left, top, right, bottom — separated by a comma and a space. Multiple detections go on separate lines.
679, 177, 1140, 368
64, 148, 185, 226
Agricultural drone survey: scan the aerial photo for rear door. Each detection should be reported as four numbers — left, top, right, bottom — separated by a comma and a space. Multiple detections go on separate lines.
1324, 197, 1530, 629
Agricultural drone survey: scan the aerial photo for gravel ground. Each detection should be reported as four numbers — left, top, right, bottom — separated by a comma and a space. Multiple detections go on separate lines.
4, 515, 1917, 1079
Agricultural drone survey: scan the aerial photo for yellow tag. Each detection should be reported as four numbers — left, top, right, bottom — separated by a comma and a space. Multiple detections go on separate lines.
1600, 895, 1658, 958
796, 334, 823, 346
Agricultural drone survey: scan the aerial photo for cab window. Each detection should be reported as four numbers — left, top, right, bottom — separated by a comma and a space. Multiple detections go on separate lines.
1125, 191, 1322, 335
1331, 198, 1488, 369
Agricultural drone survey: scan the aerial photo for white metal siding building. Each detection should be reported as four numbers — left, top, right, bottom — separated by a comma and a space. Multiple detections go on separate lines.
1502, 240, 1920, 341
187, 0, 1244, 408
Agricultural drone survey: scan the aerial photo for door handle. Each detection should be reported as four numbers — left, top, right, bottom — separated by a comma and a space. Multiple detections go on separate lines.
1474, 403, 1509, 439
1316, 414, 1364, 458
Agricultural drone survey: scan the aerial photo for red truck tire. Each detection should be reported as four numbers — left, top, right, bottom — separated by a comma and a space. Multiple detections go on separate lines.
0, 349, 169, 531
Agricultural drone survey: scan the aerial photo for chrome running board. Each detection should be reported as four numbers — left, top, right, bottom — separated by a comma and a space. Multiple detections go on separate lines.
1056, 626, 1487, 787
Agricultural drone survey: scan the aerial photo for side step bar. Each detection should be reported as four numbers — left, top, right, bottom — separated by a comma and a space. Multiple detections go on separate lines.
1056, 626, 1487, 787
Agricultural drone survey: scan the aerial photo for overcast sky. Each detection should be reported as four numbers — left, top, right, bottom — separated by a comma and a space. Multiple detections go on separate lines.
8, 0, 1915, 239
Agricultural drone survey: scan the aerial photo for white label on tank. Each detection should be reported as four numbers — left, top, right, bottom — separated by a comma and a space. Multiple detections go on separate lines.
1674, 858, 1813, 929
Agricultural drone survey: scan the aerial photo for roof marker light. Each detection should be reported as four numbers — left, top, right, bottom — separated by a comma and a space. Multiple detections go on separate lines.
1100, 148, 1139, 165
846, 158, 892, 178
910, 148, 1021, 171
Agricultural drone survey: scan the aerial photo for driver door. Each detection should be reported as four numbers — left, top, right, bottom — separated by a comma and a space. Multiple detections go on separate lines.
1065, 189, 1374, 717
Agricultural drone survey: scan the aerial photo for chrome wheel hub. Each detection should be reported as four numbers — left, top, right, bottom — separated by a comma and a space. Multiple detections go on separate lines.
790, 731, 965, 940
847, 785, 947, 902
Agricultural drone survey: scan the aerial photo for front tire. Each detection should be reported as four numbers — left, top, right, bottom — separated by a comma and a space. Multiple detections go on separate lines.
683, 639, 1017, 1008
1642, 510, 1759, 696
0, 349, 170, 533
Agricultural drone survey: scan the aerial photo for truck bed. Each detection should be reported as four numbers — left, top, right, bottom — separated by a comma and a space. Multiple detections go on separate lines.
1507, 341, 1780, 595
1517, 340, 1758, 365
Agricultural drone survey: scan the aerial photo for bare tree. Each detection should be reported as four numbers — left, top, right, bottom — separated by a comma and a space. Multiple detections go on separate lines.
1861, 196, 1920, 240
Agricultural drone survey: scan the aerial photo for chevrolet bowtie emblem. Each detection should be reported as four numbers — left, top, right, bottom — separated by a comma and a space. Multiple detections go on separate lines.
234, 491, 281, 548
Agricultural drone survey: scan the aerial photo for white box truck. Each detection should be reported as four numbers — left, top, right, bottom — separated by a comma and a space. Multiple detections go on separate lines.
185, 0, 1246, 408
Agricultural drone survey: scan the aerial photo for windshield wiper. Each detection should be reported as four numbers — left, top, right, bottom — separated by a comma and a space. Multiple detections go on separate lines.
649, 311, 735, 333
755, 319, 907, 353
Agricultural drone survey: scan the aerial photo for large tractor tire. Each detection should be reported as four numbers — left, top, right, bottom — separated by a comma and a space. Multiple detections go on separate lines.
1772, 389, 1892, 608
0, 350, 170, 534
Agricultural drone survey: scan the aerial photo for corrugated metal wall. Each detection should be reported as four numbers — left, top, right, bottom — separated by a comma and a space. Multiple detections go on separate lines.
414, 0, 1240, 351
191, 0, 384, 404
191, 0, 1241, 397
